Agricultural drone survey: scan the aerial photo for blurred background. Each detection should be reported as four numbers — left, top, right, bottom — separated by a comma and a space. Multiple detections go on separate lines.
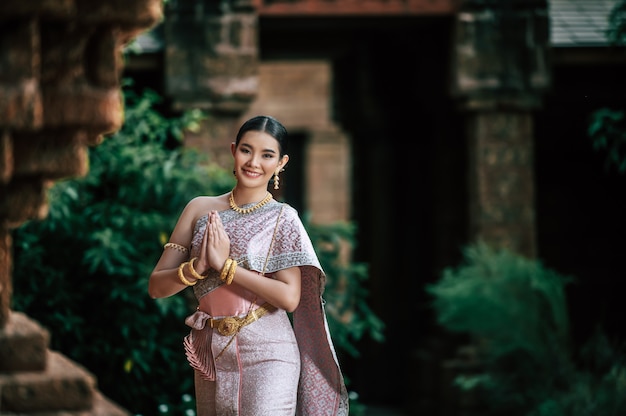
2, 1, 626, 415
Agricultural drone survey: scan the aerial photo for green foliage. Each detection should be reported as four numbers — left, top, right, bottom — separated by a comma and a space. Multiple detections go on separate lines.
590, 0, 626, 174
11, 80, 381, 415
427, 242, 572, 363
588, 108, 626, 174
303, 216, 385, 358
426, 241, 626, 416
607, 0, 626, 46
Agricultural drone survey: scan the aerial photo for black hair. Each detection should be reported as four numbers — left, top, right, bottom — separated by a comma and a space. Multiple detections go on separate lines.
235, 115, 288, 157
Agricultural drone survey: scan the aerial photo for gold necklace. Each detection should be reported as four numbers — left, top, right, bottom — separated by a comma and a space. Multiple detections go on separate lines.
229, 191, 272, 214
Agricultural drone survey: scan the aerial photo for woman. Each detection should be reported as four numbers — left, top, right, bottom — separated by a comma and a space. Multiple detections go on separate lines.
148, 115, 349, 416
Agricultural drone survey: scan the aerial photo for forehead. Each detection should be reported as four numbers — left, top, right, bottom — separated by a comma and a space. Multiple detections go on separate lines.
238, 130, 280, 151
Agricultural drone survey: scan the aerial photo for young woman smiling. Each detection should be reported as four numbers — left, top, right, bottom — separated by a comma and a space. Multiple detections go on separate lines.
148, 115, 348, 416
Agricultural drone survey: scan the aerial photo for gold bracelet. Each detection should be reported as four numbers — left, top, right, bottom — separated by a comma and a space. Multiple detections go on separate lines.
164, 242, 189, 254
219, 258, 233, 282
178, 262, 197, 286
188, 257, 207, 280
225, 260, 237, 285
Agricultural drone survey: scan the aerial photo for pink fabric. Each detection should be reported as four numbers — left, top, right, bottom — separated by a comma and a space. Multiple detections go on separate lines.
185, 200, 349, 416
199, 283, 266, 318
193, 310, 300, 416
184, 315, 215, 381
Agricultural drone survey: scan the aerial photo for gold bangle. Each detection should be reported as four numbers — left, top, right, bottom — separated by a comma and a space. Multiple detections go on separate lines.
178, 262, 197, 286
164, 242, 189, 254
220, 258, 233, 282
225, 260, 237, 285
188, 257, 207, 280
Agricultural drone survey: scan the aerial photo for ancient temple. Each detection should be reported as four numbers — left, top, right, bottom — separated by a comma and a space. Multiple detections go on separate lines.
2, 0, 624, 414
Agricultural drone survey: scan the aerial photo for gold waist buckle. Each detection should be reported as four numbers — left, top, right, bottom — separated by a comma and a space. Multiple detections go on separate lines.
209, 302, 277, 337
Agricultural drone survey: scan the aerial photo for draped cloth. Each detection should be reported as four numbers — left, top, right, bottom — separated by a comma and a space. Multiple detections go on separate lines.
184, 200, 349, 416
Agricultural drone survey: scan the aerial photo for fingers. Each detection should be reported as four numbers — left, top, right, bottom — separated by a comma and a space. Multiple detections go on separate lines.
190, 214, 210, 273
205, 211, 231, 270
201, 215, 209, 250
207, 212, 228, 240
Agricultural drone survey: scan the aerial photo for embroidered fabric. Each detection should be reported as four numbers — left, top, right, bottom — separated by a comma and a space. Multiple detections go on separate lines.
184, 200, 349, 415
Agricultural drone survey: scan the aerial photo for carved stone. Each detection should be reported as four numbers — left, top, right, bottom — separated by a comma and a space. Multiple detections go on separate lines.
164, 0, 259, 113
451, 0, 550, 257
0, 1, 162, 413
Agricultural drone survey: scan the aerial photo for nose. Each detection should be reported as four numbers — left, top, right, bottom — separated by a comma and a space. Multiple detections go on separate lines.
246, 153, 262, 167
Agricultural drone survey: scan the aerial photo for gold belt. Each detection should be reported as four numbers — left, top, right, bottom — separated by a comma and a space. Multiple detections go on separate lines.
208, 302, 277, 337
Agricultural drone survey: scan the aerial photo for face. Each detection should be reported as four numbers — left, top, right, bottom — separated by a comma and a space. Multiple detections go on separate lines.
231, 131, 288, 188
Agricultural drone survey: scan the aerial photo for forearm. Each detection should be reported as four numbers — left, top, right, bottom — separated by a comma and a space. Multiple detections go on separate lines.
148, 266, 194, 298
225, 265, 301, 312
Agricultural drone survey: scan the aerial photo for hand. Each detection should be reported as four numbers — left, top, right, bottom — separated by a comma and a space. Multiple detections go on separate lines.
204, 210, 231, 271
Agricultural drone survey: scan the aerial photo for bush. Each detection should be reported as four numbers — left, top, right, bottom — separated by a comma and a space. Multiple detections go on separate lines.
426, 241, 626, 416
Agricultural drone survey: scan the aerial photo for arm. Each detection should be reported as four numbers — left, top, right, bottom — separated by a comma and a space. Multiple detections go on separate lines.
148, 197, 204, 299
229, 265, 301, 312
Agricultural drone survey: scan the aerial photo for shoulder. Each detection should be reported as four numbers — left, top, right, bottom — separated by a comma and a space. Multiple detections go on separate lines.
275, 203, 308, 235
183, 194, 230, 221
278, 202, 298, 215
276, 202, 302, 223
271, 203, 318, 257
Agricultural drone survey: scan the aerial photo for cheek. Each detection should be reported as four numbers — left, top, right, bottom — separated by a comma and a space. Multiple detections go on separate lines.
264, 160, 280, 172
233, 152, 247, 166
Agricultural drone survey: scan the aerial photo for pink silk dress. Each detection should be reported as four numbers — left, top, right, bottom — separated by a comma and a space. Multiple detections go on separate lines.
183, 200, 349, 416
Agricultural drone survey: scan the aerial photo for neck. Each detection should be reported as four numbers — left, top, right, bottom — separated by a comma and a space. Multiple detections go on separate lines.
229, 188, 273, 215
231, 187, 269, 205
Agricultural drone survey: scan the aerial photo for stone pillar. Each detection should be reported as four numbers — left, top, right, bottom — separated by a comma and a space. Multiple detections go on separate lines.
0, 230, 11, 325
306, 127, 351, 223
0, 1, 162, 413
0, 0, 163, 326
451, 0, 551, 258
164, 0, 259, 114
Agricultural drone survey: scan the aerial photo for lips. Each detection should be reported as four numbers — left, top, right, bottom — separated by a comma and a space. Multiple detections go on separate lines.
241, 169, 262, 178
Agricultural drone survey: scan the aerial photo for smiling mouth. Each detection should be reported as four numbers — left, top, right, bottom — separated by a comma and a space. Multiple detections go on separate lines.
242, 169, 262, 177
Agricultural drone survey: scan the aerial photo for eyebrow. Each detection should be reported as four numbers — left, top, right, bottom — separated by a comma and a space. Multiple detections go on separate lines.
240, 143, 277, 154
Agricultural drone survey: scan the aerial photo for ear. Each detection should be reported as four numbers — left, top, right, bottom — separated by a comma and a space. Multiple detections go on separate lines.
278, 155, 289, 171
230, 142, 236, 156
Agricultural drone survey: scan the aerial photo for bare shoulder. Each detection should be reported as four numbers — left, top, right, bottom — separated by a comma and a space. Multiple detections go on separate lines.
168, 194, 230, 244
185, 193, 230, 221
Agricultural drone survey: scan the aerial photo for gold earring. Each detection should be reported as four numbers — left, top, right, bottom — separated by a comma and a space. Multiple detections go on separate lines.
273, 170, 280, 190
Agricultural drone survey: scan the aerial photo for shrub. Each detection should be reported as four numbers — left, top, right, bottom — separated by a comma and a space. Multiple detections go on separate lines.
426, 241, 626, 416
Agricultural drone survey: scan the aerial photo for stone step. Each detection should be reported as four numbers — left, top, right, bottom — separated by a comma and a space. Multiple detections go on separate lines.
0, 311, 49, 373
0, 391, 130, 416
0, 350, 111, 413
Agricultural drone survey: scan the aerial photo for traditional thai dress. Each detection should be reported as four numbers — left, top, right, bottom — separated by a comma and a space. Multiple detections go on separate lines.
183, 200, 349, 416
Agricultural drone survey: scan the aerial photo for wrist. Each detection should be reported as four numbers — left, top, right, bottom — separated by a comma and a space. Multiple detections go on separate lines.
219, 258, 237, 285
188, 257, 208, 280
178, 261, 197, 286
219, 259, 233, 282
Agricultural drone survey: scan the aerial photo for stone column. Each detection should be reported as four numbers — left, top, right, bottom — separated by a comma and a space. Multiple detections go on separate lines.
0, 1, 161, 413
451, 0, 551, 258
0, 0, 162, 326
163, 0, 259, 168
306, 127, 352, 223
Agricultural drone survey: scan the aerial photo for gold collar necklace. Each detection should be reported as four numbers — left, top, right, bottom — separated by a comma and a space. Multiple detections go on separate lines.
229, 191, 272, 214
